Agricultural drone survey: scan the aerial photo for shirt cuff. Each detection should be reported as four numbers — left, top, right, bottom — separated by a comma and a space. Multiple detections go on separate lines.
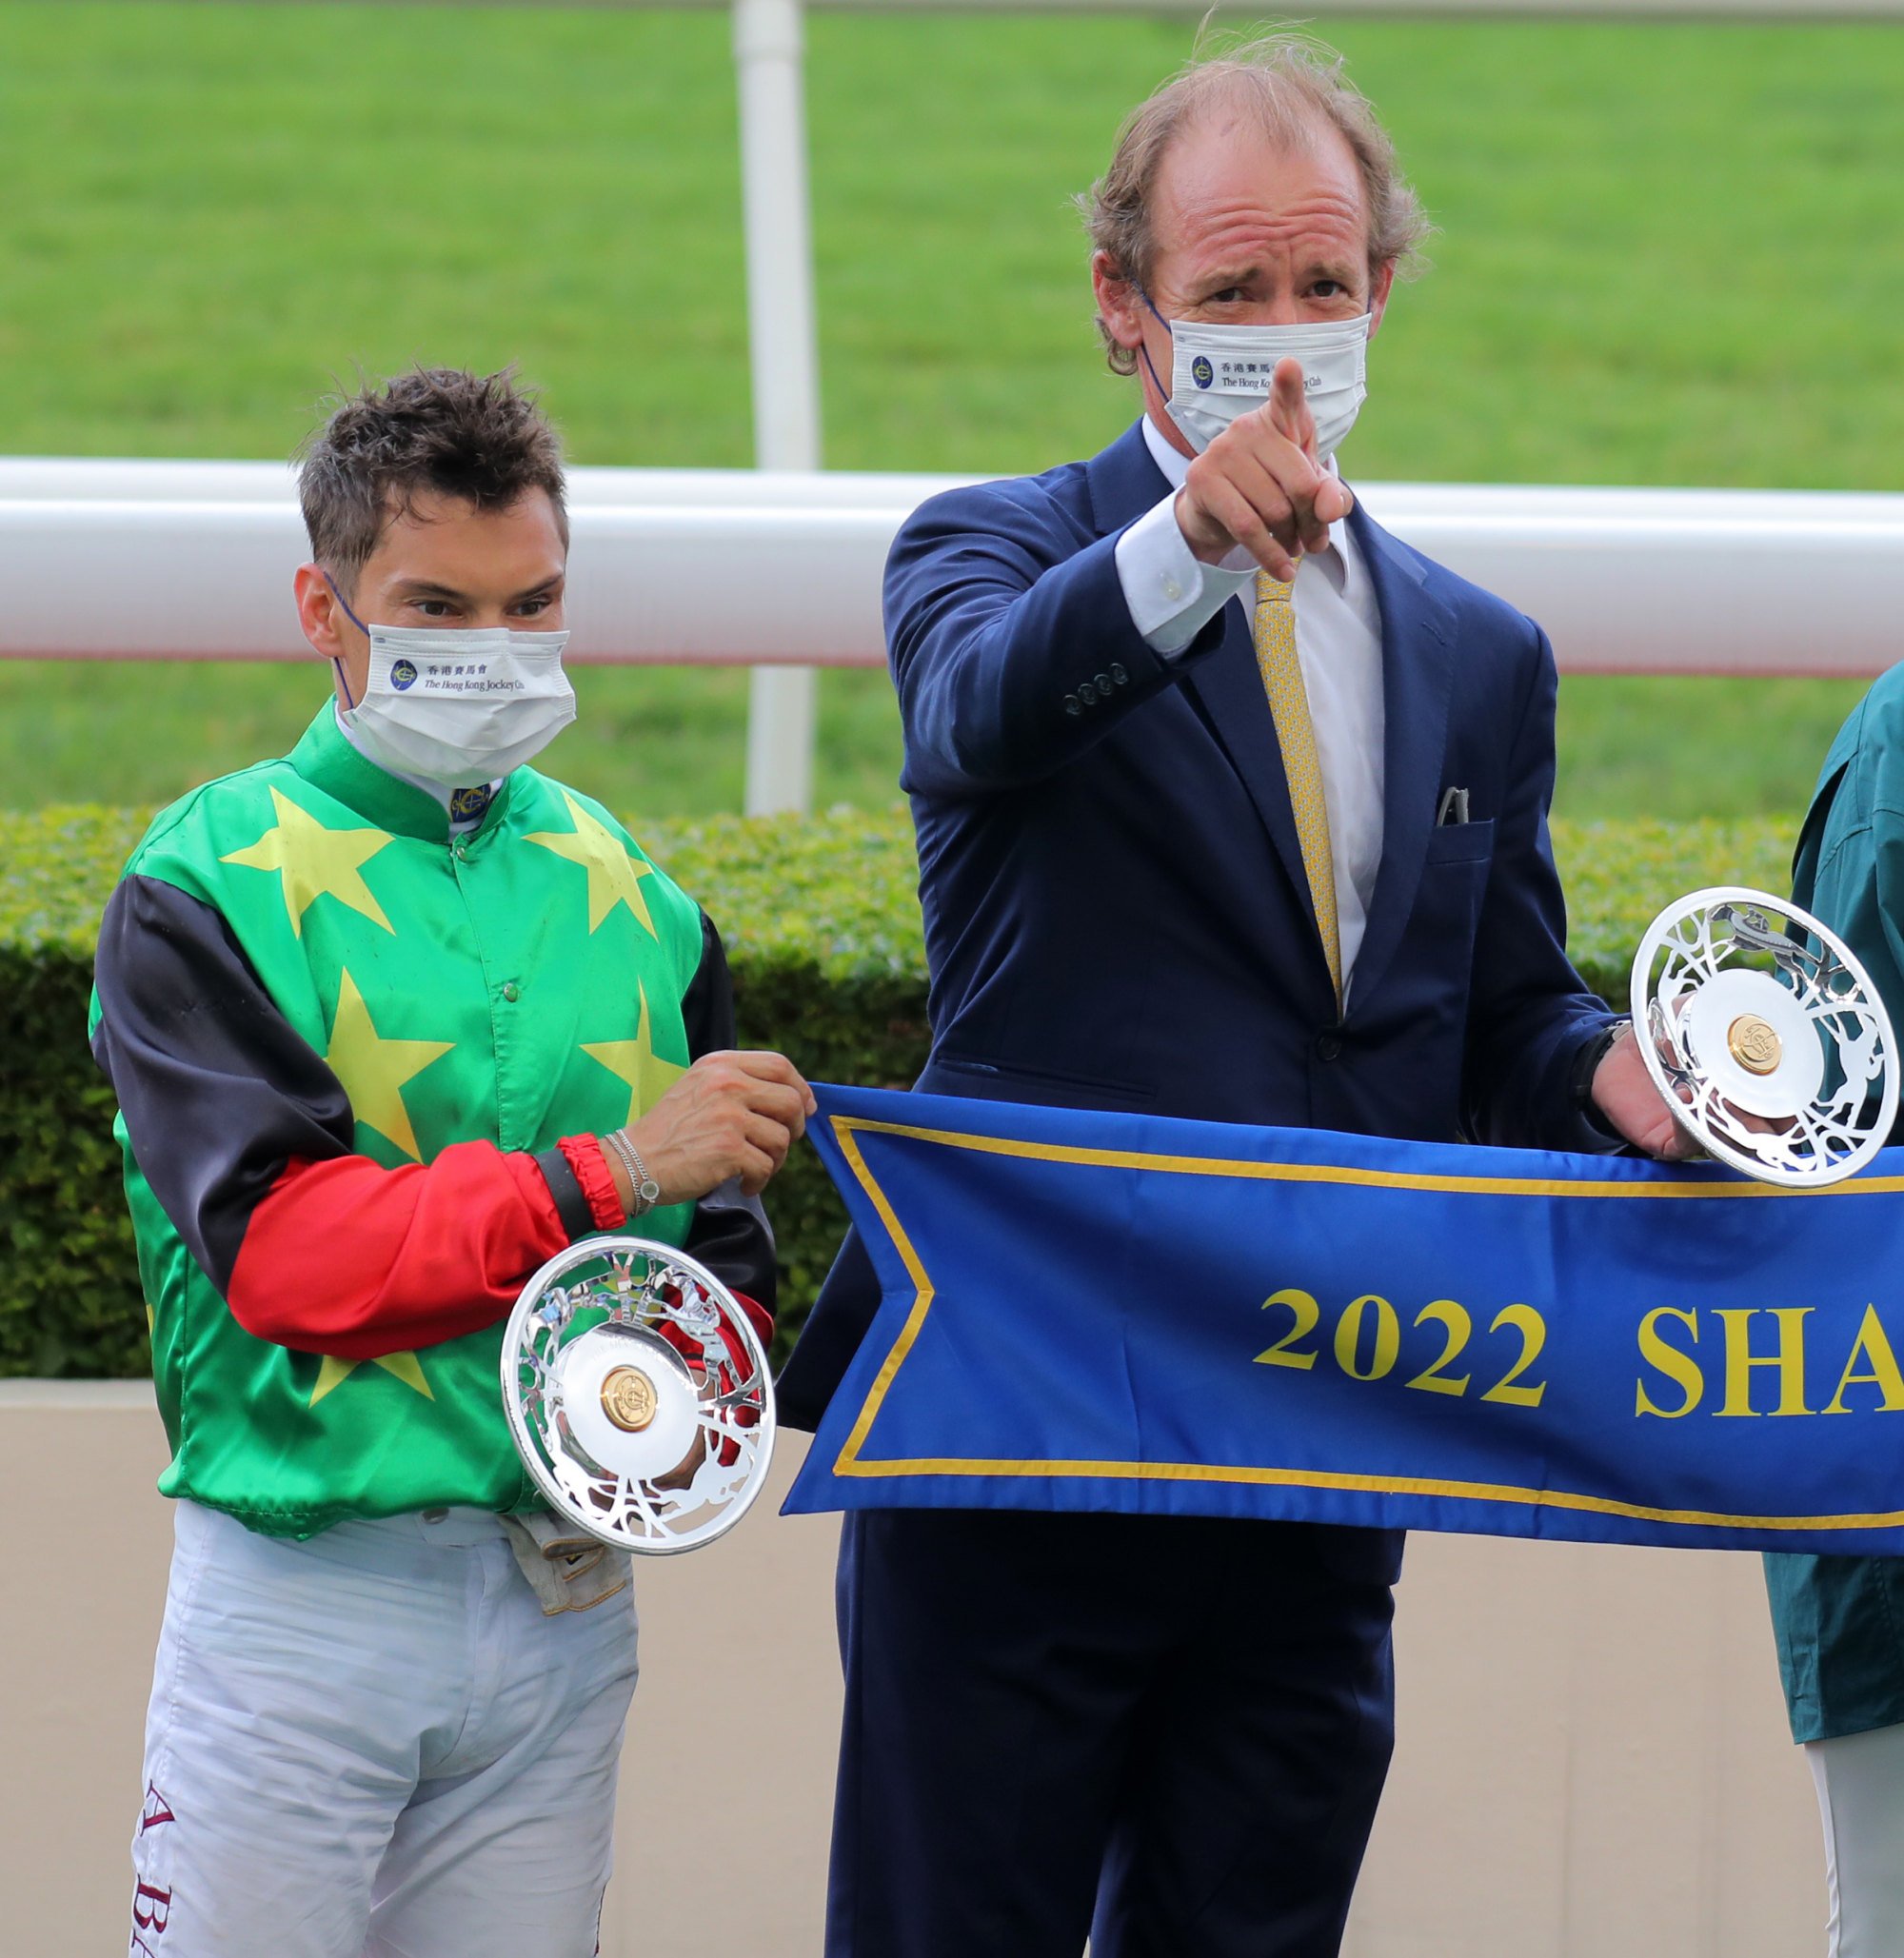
536, 1135, 626, 1236
1114, 491, 1258, 658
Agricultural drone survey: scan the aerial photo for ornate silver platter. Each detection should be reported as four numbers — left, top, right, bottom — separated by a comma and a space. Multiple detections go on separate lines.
1630, 886, 1897, 1188
502, 1236, 776, 1554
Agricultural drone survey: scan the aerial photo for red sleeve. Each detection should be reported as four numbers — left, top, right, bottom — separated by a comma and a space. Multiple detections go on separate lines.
226, 1142, 571, 1360
557, 1134, 626, 1231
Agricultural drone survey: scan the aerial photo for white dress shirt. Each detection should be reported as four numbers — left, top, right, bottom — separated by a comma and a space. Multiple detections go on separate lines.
1113, 416, 1386, 995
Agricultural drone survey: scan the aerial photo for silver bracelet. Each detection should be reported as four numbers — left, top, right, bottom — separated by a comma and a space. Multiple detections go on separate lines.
605, 1128, 662, 1218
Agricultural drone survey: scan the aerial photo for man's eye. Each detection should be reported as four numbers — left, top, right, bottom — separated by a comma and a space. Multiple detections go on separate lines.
516, 597, 553, 617
413, 600, 453, 619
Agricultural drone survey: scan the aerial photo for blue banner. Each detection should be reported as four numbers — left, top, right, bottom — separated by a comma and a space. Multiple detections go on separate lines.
784, 1084, 1904, 1553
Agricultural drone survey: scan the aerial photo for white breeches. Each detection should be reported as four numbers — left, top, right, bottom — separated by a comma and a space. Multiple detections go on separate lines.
1810, 1725, 1904, 1958
129, 1499, 638, 1958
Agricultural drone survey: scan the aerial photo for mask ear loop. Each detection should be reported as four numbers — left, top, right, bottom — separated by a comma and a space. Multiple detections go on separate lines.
322, 570, 370, 711
1136, 288, 1173, 402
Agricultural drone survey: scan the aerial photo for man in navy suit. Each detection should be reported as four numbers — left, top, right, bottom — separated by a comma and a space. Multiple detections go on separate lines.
780, 33, 1688, 1958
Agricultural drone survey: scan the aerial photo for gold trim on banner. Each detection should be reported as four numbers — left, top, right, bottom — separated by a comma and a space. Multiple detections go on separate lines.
825, 1113, 1904, 1534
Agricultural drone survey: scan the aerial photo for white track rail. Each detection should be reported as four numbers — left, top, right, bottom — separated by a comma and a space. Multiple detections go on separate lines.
1, 461, 1898, 678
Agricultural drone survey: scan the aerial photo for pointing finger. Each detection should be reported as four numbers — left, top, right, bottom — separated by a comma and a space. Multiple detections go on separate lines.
1268, 358, 1316, 459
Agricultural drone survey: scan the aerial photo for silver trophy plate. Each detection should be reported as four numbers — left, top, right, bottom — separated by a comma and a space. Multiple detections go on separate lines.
502, 1236, 776, 1554
1630, 886, 1897, 1188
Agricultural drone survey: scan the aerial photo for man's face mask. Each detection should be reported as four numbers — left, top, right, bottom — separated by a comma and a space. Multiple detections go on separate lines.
326, 575, 576, 790
1140, 296, 1372, 462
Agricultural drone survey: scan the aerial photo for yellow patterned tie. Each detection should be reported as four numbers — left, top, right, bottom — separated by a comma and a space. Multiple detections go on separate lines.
1253, 569, 1342, 1003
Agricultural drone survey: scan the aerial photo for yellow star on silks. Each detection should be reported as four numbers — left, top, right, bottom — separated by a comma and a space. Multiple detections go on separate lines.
308, 1351, 434, 1407
221, 786, 396, 939
581, 982, 686, 1127
525, 791, 656, 938
326, 969, 453, 1164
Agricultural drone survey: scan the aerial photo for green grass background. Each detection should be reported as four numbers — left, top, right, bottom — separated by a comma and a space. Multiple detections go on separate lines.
2, 4, 1900, 830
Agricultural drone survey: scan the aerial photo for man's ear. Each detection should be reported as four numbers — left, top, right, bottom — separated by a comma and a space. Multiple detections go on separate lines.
1091, 249, 1147, 358
293, 564, 347, 661
1366, 260, 1398, 340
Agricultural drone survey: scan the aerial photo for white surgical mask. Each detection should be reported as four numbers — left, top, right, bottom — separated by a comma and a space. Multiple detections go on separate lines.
340, 623, 576, 789
1145, 306, 1372, 461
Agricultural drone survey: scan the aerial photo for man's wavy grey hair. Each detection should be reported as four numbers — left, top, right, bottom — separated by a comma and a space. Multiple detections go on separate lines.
1079, 31, 1432, 376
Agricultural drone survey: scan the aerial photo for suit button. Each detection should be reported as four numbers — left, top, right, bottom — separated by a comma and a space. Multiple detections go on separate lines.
1094, 672, 1113, 694
1315, 1032, 1342, 1062
1110, 663, 1129, 685
1063, 694, 1082, 717
1078, 682, 1098, 704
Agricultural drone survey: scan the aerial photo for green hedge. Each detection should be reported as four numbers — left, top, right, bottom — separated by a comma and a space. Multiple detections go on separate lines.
0, 802, 1794, 1378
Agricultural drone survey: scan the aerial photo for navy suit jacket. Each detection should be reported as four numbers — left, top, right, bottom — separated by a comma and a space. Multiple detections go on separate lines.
780, 420, 1616, 1430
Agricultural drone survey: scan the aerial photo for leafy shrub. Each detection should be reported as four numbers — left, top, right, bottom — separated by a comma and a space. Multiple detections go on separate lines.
0, 802, 1794, 1377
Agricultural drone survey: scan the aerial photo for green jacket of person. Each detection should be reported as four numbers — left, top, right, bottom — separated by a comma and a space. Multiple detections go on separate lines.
1766, 660, 1904, 1742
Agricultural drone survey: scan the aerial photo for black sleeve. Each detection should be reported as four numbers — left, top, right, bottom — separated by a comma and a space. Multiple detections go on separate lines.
90, 872, 356, 1293
680, 910, 779, 1313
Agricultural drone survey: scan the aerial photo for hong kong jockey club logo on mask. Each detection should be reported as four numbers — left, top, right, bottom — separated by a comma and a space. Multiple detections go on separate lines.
390, 658, 419, 691
1191, 355, 1214, 389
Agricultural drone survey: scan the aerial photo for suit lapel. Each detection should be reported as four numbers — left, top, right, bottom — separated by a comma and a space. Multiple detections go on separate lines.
1348, 501, 1458, 1013
1081, 419, 1177, 535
